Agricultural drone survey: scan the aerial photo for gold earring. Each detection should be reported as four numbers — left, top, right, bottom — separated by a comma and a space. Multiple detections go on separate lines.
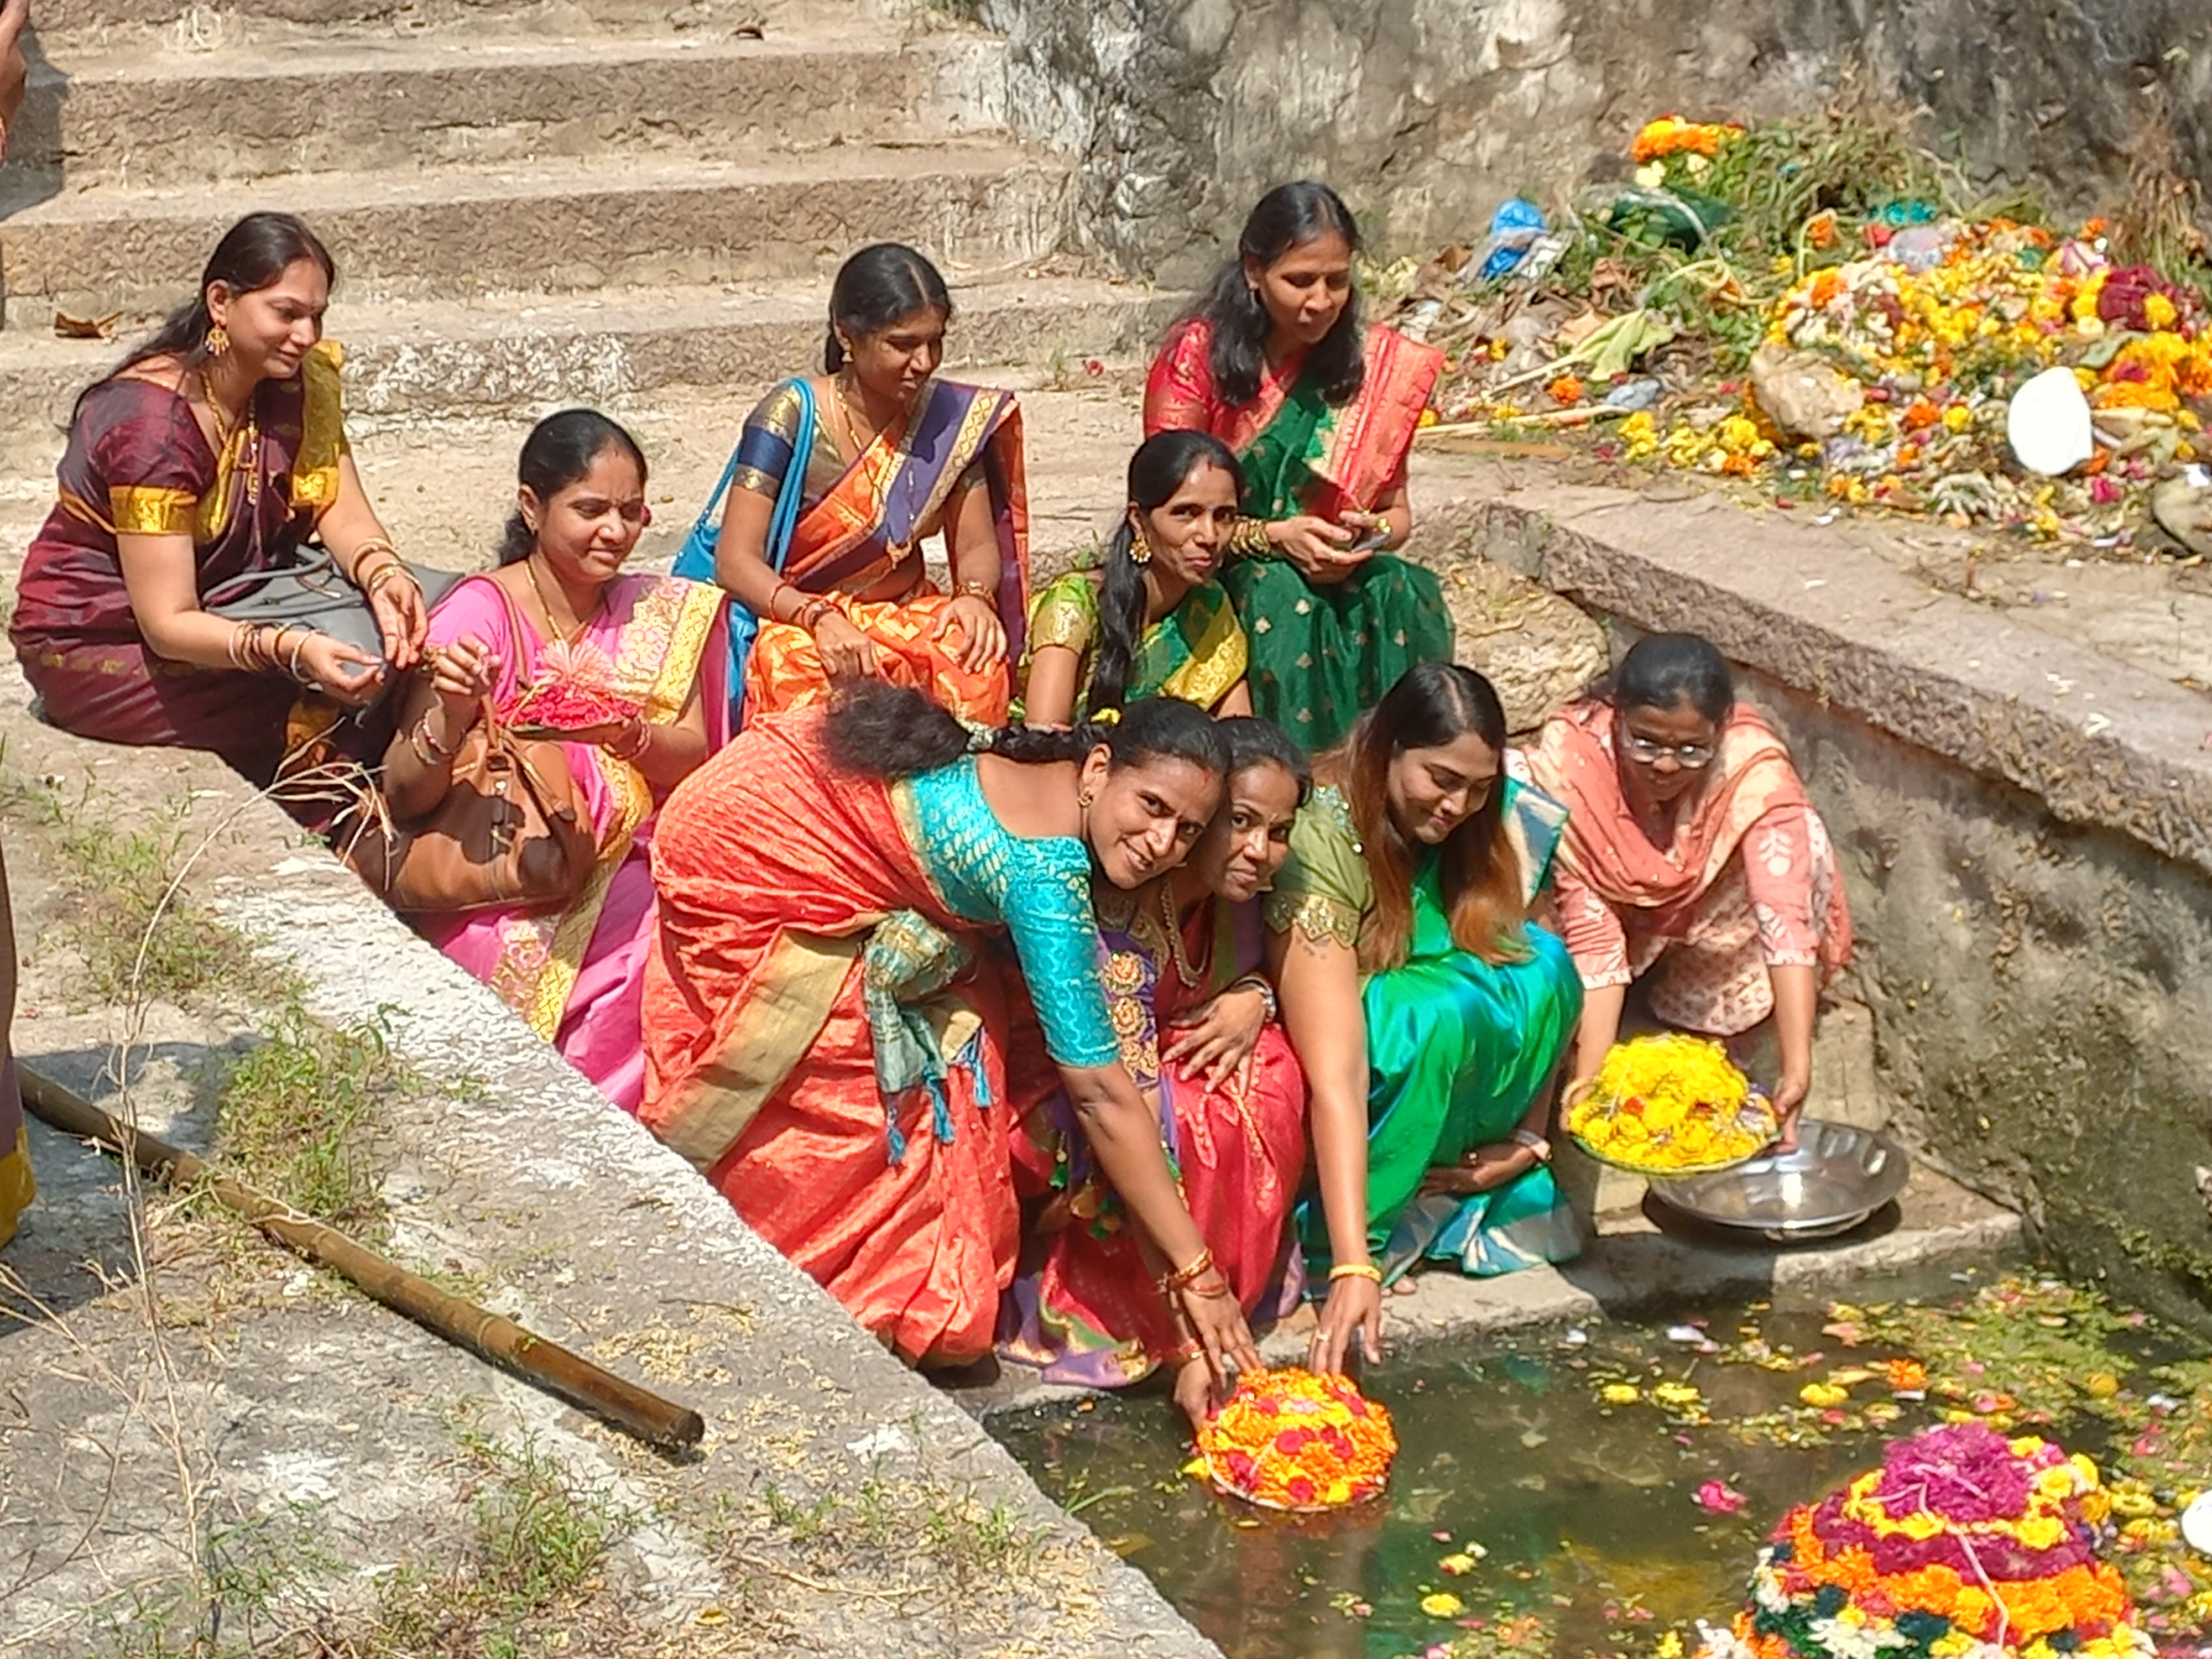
1076, 790, 1094, 809
205, 324, 231, 357
1130, 531, 1153, 566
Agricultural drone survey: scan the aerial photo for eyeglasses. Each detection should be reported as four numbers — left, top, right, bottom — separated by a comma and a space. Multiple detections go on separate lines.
1621, 733, 1716, 769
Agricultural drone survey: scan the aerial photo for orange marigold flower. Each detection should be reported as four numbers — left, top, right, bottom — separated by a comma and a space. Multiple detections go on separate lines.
1548, 375, 1586, 406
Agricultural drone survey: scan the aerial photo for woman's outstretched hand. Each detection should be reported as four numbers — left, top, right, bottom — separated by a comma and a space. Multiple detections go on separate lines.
1308, 1273, 1383, 1376
1162, 984, 1269, 1088
1177, 1272, 1262, 1389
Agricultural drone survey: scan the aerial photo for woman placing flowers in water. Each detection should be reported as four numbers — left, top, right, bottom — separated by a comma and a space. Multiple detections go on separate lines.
1004, 717, 1310, 1425
1020, 430, 1252, 726
1271, 664, 1583, 1369
693, 242, 1027, 727
11, 212, 427, 784
1522, 633, 1853, 1150
640, 687, 1265, 1379
381, 410, 726, 1112
1144, 181, 1451, 750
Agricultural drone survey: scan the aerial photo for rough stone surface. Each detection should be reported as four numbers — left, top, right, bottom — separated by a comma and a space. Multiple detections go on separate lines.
1415, 462, 2212, 1333
963, 0, 2212, 282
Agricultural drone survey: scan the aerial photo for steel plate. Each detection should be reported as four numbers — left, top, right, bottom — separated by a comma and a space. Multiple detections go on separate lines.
1645, 1119, 1911, 1241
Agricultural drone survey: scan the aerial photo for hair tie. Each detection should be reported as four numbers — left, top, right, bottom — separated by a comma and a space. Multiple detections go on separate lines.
1091, 707, 1121, 728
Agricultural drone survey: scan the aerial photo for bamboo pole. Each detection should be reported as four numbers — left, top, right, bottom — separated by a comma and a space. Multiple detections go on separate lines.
18, 1064, 706, 1452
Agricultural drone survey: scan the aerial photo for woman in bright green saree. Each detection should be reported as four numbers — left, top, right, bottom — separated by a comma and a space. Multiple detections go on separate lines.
1021, 431, 1254, 726
1145, 182, 1452, 750
1269, 662, 1582, 1373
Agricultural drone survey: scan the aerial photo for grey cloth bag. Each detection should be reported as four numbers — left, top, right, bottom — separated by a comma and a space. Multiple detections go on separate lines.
202, 551, 463, 667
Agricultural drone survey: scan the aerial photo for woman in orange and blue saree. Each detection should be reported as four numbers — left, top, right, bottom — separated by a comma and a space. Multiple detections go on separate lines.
684, 243, 1028, 727
1145, 181, 1451, 752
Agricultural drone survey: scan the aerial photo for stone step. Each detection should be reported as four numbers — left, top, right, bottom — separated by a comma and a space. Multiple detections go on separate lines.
30, 0, 831, 50
0, 142, 1071, 320
0, 273, 1181, 446
9, 29, 1008, 190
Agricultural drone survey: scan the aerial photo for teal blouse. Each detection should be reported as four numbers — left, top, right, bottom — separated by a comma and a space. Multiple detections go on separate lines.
900, 757, 1120, 1070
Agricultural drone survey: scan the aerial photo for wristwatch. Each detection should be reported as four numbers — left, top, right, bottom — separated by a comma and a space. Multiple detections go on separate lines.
1510, 1128, 1553, 1165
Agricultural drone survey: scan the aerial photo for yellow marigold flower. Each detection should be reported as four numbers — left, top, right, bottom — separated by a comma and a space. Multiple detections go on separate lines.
1421, 1592, 1466, 1619
1943, 404, 1973, 432
1418, 408, 1439, 428
1799, 1382, 1851, 1408
1601, 1383, 1642, 1405
1652, 1382, 1704, 1408
1656, 1634, 1684, 1659
2146, 292, 2179, 331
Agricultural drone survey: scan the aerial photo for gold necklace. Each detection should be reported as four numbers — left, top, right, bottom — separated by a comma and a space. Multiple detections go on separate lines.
1158, 881, 1202, 984
523, 555, 600, 646
196, 367, 262, 507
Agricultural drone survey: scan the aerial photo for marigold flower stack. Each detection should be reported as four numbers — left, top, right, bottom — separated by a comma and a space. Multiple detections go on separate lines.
1698, 1423, 2154, 1659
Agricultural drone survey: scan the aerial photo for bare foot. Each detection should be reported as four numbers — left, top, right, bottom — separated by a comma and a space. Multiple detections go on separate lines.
1388, 1275, 1419, 1298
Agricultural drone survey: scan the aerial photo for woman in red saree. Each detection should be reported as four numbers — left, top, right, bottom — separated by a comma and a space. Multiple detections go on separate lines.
640, 688, 1264, 1378
690, 243, 1027, 727
1522, 634, 1854, 1149
380, 411, 726, 1113
9, 213, 428, 785
1003, 718, 1310, 1426
1145, 181, 1450, 750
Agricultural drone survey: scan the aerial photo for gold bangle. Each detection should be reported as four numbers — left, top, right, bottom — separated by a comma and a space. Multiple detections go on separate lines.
608, 717, 653, 761
1230, 516, 1274, 559
1156, 1247, 1215, 1295
363, 561, 414, 597
953, 579, 995, 601
1327, 1261, 1383, 1284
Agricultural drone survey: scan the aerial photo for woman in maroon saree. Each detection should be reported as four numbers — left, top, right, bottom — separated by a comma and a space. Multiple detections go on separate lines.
9, 212, 427, 784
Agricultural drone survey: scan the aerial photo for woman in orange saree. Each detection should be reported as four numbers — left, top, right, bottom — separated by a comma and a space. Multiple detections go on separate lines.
1522, 634, 1854, 1150
640, 687, 1265, 1377
1002, 718, 1310, 1427
1144, 181, 1449, 751
685, 243, 1027, 728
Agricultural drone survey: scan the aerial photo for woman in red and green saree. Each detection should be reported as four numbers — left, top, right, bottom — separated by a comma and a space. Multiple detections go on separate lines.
639, 688, 1265, 1378
1020, 430, 1253, 727
9, 213, 429, 785
695, 243, 1028, 727
1270, 664, 1583, 1373
1144, 181, 1451, 751
382, 411, 727, 1114
1002, 718, 1310, 1427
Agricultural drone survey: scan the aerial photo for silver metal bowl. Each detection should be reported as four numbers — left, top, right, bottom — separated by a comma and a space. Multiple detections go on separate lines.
1645, 1119, 1911, 1241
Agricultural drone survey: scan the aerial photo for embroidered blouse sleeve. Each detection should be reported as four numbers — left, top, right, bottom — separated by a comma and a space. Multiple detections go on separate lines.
1740, 800, 1824, 968
1001, 839, 1121, 1068
1551, 857, 1633, 989
90, 382, 210, 538
1025, 572, 1098, 656
1264, 790, 1370, 948
729, 381, 807, 503
1143, 320, 1217, 437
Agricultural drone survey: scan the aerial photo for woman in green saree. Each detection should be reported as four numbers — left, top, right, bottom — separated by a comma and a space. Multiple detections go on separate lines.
1269, 662, 1583, 1371
1145, 181, 1452, 750
1021, 431, 1253, 726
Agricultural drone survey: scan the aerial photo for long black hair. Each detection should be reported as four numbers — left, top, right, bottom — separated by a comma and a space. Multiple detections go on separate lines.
1218, 716, 1313, 805
824, 243, 953, 373
89, 212, 335, 414
825, 680, 1228, 783
498, 409, 649, 565
1086, 430, 1243, 720
1608, 632, 1734, 723
1185, 180, 1366, 409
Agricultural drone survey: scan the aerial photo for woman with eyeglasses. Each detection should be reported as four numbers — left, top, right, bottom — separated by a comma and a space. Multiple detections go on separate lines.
1523, 633, 1854, 1150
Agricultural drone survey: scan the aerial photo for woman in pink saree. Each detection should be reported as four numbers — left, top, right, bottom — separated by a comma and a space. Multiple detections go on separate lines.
379, 411, 727, 1110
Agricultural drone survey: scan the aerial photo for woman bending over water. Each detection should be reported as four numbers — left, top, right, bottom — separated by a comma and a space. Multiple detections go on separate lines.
1272, 663, 1583, 1368
1004, 717, 1311, 1426
1523, 633, 1853, 1149
11, 213, 427, 784
381, 410, 725, 1112
691, 243, 1027, 728
640, 686, 1264, 1380
1145, 181, 1451, 750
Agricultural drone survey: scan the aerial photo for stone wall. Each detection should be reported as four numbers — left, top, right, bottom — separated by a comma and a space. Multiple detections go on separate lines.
966, 0, 2212, 284
1420, 471, 2212, 1332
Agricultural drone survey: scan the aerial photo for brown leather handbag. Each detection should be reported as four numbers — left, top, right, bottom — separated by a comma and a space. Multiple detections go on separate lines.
340, 580, 598, 915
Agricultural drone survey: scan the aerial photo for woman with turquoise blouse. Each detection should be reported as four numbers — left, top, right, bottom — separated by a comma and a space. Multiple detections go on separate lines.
640, 685, 1266, 1379
1269, 663, 1583, 1374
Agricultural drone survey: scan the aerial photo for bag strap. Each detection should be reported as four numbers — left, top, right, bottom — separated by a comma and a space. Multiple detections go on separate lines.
763, 378, 816, 577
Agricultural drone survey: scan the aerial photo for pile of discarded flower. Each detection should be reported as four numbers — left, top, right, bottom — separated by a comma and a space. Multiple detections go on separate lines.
1405, 112, 2212, 554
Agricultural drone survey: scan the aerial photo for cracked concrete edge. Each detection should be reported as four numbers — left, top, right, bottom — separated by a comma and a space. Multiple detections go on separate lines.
196, 790, 1220, 1657
1437, 484, 2212, 882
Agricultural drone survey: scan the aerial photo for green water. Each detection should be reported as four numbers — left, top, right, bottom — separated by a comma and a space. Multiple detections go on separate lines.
989, 1267, 2212, 1659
